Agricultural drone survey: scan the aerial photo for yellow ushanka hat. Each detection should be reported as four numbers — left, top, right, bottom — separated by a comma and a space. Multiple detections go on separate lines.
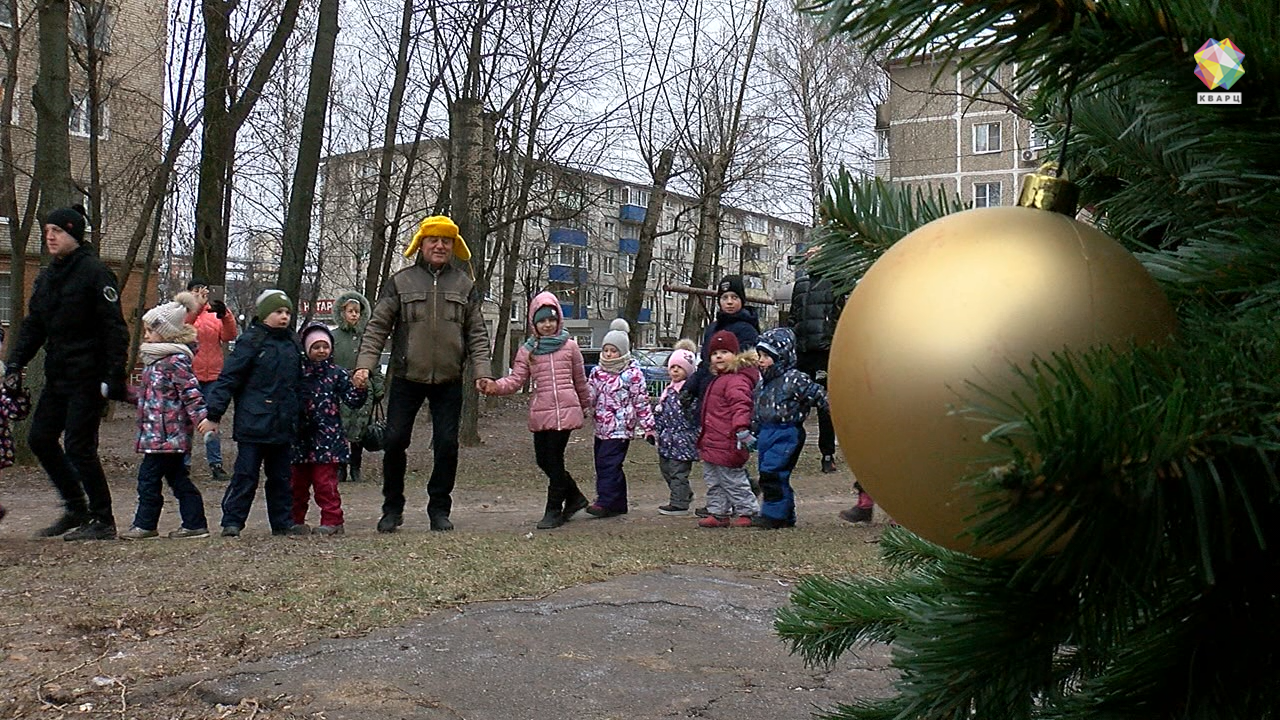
404, 215, 472, 261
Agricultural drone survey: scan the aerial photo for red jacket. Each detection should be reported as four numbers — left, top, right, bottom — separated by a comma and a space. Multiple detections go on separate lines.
490, 291, 591, 432
696, 353, 758, 468
190, 305, 238, 383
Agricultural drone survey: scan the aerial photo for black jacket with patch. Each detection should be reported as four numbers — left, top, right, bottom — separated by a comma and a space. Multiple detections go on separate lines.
8, 244, 129, 394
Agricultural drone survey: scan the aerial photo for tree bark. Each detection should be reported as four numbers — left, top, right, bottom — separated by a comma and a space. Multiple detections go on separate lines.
624, 147, 673, 345
449, 96, 492, 447
680, 152, 726, 339
277, 0, 339, 310
364, 0, 413, 301
33, 0, 74, 213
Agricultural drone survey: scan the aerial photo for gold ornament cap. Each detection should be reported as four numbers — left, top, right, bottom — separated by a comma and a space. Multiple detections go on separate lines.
1018, 163, 1080, 216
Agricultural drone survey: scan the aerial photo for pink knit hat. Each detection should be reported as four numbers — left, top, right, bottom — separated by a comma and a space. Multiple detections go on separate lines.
667, 348, 696, 376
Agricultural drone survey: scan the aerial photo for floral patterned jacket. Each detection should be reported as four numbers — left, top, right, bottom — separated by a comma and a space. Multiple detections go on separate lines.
0, 383, 32, 469
292, 358, 367, 464
653, 379, 699, 462
587, 360, 655, 440
134, 351, 207, 454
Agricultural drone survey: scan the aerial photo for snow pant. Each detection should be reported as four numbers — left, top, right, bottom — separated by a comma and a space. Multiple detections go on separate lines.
221, 441, 293, 532
133, 452, 207, 531
381, 377, 462, 520
757, 424, 804, 525
703, 462, 757, 517
593, 437, 630, 512
28, 382, 113, 524
659, 455, 694, 510
291, 462, 343, 527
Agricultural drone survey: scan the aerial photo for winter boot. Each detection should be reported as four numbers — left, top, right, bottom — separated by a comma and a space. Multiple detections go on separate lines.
37, 509, 89, 538
210, 464, 230, 481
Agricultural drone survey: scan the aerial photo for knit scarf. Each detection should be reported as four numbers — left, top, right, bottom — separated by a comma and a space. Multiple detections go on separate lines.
140, 342, 193, 367
599, 352, 631, 374
523, 329, 569, 355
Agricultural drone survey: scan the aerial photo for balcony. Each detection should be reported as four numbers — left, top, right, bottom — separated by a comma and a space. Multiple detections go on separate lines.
549, 227, 587, 246
742, 230, 768, 247
560, 302, 586, 319
548, 265, 586, 284
618, 237, 639, 254
638, 308, 652, 323
742, 258, 771, 277
618, 204, 646, 224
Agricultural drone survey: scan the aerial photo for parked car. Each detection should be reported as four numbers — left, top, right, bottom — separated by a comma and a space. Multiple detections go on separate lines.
581, 346, 672, 398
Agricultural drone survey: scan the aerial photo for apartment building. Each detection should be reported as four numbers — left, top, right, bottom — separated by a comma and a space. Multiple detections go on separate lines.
0, 1, 167, 324
875, 54, 1049, 206
318, 145, 807, 368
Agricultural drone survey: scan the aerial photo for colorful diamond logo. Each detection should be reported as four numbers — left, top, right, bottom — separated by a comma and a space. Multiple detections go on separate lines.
1194, 38, 1245, 90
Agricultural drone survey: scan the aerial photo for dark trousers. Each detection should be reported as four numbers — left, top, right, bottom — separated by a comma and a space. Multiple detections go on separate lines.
28, 384, 113, 524
291, 462, 343, 527
349, 442, 363, 469
221, 441, 293, 532
593, 437, 631, 512
133, 452, 207, 531
533, 429, 583, 512
796, 351, 835, 456
758, 424, 805, 524
381, 377, 462, 518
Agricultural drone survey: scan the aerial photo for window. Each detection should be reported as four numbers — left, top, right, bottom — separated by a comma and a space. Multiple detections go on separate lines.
645, 328, 657, 345
663, 311, 672, 328
875, 128, 889, 160
601, 255, 614, 275
774, 263, 785, 282
509, 301, 521, 321
0, 78, 16, 125
0, 2, 12, 28
973, 122, 1001, 154
603, 220, 616, 240
605, 187, 616, 204
973, 182, 1002, 208
555, 245, 581, 266
70, 2, 113, 52
69, 93, 109, 138
744, 215, 767, 234
602, 289, 615, 308
620, 254, 635, 273
0, 273, 10, 324
1029, 125, 1048, 149
964, 71, 994, 96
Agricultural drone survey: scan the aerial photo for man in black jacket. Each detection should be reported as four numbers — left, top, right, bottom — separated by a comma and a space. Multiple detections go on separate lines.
787, 270, 842, 474
7, 206, 130, 541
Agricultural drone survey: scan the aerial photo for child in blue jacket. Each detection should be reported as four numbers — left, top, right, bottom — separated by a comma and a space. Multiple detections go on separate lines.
747, 328, 828, 529
291, 324, 366, 535
199, 290, 305, 537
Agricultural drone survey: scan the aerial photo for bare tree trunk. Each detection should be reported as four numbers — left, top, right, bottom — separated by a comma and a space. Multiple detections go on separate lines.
624, 147, 673, 345
278, 0, 339, 308
33, 0, 74, 212
364, 0, 412, 301
449, 96, 492, 446
680, 152, 726, 339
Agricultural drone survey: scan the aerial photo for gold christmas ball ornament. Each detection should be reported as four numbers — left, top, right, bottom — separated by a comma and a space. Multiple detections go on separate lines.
829, 185, 1177, 557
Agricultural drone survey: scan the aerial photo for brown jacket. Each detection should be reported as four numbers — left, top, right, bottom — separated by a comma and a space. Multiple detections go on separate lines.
356, 259, 493, 383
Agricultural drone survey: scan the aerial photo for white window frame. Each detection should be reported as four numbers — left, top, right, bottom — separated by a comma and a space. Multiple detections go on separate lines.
601, 255, 614, 276
69, 92, 109, 139
875, 128, 889, 160
621, 254, 635, 273
602, 289, 615, 308
70, 2, 113, 53
973, 122, 1001, 154
973, 182, 1002, 208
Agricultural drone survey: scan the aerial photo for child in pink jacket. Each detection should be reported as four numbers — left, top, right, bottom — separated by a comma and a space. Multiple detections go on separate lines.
483, 292, 592, 530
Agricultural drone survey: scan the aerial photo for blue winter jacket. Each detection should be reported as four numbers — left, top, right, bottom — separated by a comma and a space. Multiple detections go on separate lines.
653, 381, 699, 462
204, 321, 304, 445
752, 327, 828, 431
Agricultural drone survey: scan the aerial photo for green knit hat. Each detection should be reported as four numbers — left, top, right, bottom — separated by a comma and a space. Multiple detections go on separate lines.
255, 289, 293, 322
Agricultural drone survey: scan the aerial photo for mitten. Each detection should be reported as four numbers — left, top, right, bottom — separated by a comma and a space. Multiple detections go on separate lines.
735, 429, 756, 451
210, 299, 228, 319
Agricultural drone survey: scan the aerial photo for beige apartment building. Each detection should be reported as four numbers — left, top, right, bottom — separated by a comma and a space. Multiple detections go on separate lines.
318, 145, 807, 369
0, 1, 166, 325
875, 54, 1049, 206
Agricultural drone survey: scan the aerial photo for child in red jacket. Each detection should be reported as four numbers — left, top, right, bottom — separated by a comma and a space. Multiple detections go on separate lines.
695, 330, 759, 527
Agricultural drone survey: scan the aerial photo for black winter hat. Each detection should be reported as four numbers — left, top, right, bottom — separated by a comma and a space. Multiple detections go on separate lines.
717, 274, 746, 302
45, 205, 87, 244
187, 278, 209, 291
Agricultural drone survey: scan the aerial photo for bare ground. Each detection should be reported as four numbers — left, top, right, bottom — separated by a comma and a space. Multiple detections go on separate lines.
0, 396, 886, 719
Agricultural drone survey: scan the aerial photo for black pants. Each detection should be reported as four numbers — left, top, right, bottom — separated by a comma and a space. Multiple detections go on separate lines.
381, 377, 462, 518
28, 383, 113, 524
532, 429, 583, 512
796, 350, 835, 456
221, 441, 293, 532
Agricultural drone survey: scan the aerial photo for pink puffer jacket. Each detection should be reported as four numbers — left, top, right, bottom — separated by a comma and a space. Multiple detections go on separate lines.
490, 292, 591, 432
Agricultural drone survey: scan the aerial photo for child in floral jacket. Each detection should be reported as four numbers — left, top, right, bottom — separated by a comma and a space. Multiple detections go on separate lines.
0, 327, 33, 525
291, 324, 367, 535
121, 293, 211, 539
585, 318, 655, 517
652, 339, 700, 515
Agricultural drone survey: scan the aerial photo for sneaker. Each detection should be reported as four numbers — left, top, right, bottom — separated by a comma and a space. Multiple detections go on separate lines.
750, 515, 793, 530
221, 525, 243, 537
376, 513, 403, 533
731, 515, 754, 528
168, 527, 210, 539
536, 511, 564, 530
64, 520, 117, 541
584, 504, 624, 518
37, 511, 88, 537
839, 506, 874, 524
119, 526, 159, 540
314, 524, 344, 536
429, 515, 454, 532
209, 464, 230, 481
698, 514, 732, 528
275, 524, 311, 536
561, 495, 589, 521
693, 507, 711, 518
821, 455, 837, 474
657, 504, 690, 516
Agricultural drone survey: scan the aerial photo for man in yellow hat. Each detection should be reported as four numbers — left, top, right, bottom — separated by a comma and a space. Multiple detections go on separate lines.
353, 215, 493, 532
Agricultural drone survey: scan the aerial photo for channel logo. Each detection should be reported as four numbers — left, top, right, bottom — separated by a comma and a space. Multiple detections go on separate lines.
1195, 39, 1244, 105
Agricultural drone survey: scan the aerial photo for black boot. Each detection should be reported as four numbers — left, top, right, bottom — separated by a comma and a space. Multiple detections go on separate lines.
377, 512, 403, 533
37, 510, 89, 538
210, 463, 230, 481
349, 463, 361, 484
338, 464, 348, 483
561, 493, 589, 521
64, 520, 117, 541
536, 510, 565, 530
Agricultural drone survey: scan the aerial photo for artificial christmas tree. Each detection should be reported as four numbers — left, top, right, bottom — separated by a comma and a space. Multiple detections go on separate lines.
780, 1, 1279, 718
